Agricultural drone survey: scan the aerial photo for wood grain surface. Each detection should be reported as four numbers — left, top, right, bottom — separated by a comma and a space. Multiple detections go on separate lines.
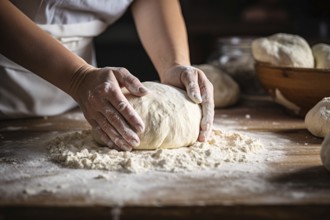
0, 96, 329, 220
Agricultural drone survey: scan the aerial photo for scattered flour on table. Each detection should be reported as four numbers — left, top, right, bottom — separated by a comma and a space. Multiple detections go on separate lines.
48, 129, 265, 173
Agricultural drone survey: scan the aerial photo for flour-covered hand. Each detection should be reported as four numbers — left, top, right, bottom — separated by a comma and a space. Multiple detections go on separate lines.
70, 65, 149, 151
161, 65, 214, 141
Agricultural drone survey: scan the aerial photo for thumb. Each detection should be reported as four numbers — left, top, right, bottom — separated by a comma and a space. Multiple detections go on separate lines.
113, 67, 149, 96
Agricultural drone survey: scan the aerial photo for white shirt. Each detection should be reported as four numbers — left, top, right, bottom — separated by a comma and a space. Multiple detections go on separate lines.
0, 0, 133, 119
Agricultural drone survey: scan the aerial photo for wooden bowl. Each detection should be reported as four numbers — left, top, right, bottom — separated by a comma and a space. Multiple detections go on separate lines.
255, 62, 330, 117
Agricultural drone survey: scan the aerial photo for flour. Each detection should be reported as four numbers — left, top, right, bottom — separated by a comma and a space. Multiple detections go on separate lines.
48, 129, 264, 173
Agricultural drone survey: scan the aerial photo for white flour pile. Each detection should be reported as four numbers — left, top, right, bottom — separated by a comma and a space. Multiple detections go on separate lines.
48, 129, 264, 173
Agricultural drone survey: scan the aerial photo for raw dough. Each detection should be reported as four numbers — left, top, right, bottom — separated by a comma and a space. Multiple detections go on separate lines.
321, 133, 330, 171
194, 64, 240, 108
312, 43, 330, 69
305, 97, 330, 138
252, 33, 314, 68
93, 81, 202, 150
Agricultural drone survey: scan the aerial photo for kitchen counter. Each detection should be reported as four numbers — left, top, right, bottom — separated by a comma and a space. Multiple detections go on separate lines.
0, 96, 329, 220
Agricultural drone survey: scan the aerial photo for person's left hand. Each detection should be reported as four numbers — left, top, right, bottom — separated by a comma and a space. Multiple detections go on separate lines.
161, 65, 214, 142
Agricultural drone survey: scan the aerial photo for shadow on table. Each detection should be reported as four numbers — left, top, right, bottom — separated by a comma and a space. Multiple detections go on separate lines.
271, 165, 330, 190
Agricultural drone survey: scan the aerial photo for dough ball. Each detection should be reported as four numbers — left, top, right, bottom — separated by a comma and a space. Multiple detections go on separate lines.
305, 97, 330, 138
321, 133, 330, 172
194, 64, 240, 108
252, 33, 314, 68
93, 82, 202, 150
312, 43, 330, 69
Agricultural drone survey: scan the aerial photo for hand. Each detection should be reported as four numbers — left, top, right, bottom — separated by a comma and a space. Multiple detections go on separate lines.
70, 65, 149, 151
161, 65, 214, 142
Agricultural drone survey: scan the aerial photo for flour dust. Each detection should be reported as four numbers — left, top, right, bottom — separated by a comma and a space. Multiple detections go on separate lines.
48, 129, 265, 173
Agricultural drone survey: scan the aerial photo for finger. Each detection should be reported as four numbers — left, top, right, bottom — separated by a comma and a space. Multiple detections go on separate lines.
198, 73, 215, 142
91, 125, 122, 151
102, 80, 145, 134
87, 82, 142, 144
106, 140, 121, 151
180, 67, 203, 103
113, 67, 149, 96
89, 120, 122, 150
102, 104, 141, 147
94, 112, 134, 151
199, 103, 214, 142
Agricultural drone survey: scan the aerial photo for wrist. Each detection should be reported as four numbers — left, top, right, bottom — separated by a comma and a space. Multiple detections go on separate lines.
159, 62, 190, 81
69, 64, 96, 101
160, 64, 194, 89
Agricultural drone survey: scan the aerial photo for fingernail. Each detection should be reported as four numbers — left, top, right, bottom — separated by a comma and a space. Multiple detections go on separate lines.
120, 144, 132, 151
198, 133, 206, 142
118, 101, 126, 111
194, 93, 202, 103
139, 87, 148, 94
131, 139, 140, 147
136, 124, 144, 133
191, 92, 202, 103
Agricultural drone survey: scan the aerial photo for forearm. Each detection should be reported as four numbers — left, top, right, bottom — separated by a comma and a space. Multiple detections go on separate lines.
131, 0, 190, 81
0, 1, 89, 96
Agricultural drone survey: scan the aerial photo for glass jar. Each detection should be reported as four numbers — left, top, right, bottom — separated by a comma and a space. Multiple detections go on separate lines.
208, 37, 264, 95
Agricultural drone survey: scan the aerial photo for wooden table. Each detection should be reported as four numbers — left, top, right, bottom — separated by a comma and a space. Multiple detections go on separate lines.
0, 96, 329, 220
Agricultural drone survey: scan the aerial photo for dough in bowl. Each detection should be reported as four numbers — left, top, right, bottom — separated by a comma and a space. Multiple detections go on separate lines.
305, 97, 330, 138
194, 64, 240, 108
252, 33, 314, 68
312, 43, 330, 69
321, 133, 330, 172
93, 81, 202, 150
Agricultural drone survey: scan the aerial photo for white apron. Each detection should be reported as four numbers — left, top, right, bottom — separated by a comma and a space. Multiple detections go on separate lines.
0, 0, 133, 119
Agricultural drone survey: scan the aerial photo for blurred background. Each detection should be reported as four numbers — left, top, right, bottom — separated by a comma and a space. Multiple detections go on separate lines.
94, 0, 330, 82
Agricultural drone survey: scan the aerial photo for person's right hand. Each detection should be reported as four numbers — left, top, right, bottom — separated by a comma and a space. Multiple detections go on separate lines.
70, 65, 149, 151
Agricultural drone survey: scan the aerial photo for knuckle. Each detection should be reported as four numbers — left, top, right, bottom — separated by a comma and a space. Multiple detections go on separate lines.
118, 101, 128, 111
103, 81, 117, 93
188, 82, 198, 93
125, 111, 139, 124
201, 93, 211, 103
118, 67, 128, 72
125, 75, 139, 85
105, 133, 123, 150
205, 95, 215, 105
116, 67, 129, 76
120, 127, 135, 140
112, 137, 127, 149
94, 114, 111, 131
180, 70, 190, 81
104, 107, 115, 115
112, 136, 121, 146
100, 119, 111, 131
181, 68, 199, 85
89, 83, 115, 104
107, 113, 123, 128
185, 67, 198, 76
181, 69, 192, 78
